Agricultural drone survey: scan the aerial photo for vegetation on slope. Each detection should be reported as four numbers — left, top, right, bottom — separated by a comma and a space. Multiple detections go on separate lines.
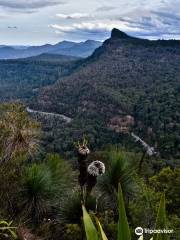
0, 103, 179, 240
0, 54, 81, 102
31, 29, 180, 159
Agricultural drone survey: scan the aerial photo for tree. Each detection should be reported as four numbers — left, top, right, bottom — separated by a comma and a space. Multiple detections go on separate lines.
20, 164, 53, 224
0, 103, 40, 164
98, 149, 139, 217
0, 103, 41, 218
149, 167, 180, 215
20, 154, 76, 225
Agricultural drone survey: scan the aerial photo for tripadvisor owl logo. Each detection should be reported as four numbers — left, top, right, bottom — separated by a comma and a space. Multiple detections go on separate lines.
135, 227, 143, 236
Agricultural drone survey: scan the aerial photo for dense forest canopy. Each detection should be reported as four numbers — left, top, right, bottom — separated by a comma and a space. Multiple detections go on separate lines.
0, 54, 81, 102
31, 29, 180, 159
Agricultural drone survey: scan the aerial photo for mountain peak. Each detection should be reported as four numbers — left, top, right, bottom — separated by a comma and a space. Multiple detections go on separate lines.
111, 28, 131, 39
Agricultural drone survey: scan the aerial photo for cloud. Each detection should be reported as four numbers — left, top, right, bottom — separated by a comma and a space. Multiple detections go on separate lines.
56, 13, 90, 19
2, 0, 180, 44
50, 21, 137, 40
0, 0, 65, 10
49, 1, 180, 41
50, 22, 112, 40
152, 10, 180, 21
51, 7, 180, 41
51, 22, 118, 33
96, 6, 116, 12
111, 5, 180, 39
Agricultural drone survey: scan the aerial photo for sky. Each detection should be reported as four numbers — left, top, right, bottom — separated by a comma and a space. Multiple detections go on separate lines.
0, 0, 180, 45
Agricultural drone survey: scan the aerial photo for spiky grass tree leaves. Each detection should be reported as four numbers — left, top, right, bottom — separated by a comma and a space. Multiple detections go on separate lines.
82, 206, 108, 240
0, 103, 40, 164
82, 205, 99, 240
138, 237, 153, 240
98, 150, 138, 205
118, 183, 131, 240
94, 216, 108, 240
0, 220, 17, 239
154, 193, 169, 240
82, 182, 132, 240
21, 164, 53, 223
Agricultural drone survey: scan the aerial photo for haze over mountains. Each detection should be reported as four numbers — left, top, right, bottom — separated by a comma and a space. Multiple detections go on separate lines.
0, 40, 101, 59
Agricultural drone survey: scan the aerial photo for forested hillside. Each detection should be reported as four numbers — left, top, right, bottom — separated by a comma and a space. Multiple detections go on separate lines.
0, 54, 81, 101
32, 29, 180, 159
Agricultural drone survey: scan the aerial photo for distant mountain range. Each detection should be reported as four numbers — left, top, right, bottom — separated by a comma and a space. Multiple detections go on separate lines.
0, 40, 102, 59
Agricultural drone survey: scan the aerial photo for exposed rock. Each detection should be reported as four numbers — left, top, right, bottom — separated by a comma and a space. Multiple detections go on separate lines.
108, 115, 134, 133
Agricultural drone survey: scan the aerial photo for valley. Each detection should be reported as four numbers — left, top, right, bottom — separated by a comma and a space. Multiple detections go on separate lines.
0, 29, 179, 160
31, 29, 180, 159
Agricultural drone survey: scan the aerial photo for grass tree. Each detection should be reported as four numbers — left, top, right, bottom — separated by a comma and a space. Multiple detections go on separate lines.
20, 164, 53, 225
98, 149, 139, 217
0, 103, 41, 218
0, 103, 40, 164
20, 154, 76, 225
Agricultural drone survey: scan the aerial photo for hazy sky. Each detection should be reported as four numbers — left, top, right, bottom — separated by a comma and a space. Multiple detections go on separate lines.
0, 0, 180, 45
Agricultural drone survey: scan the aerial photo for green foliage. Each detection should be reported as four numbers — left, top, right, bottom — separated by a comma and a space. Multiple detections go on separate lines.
0, 103, 40, 164
0, 220, 17, 239
82, 185, 170, 240
0, 101, 178, 239
20, 164, 53, 223
64, 224, 82, 240
149, 167, 180, 215
117, 183, 131, 240
60, 190, 96, 224
138, 237, 153, 240
82, 205, 99, 240
19, 153, 76, 224
128, 176, 161, 227
96, 218, 108, 240
82, 182, 131, 240
0, 103, 41, 218
0, 56, 79, 102
154, 193, 169, 240
45, 153, 77, 197
98, 149, 138, 215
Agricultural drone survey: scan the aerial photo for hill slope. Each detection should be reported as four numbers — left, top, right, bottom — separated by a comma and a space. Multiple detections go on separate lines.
0, 54, 81, 101
34, 29, 180, 158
